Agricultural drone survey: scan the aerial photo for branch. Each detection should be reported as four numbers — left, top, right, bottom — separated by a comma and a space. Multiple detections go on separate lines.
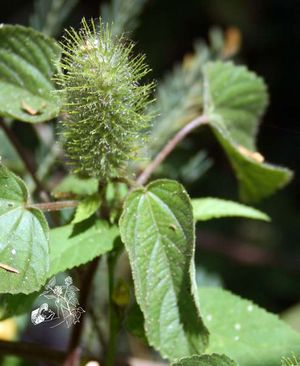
66, 258, 101, 359
136, 114, 209, 186
27, 200, 79, 212
0, 119, 50, 201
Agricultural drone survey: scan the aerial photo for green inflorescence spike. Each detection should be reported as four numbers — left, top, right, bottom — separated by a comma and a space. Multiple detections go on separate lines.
56, 18, 154, 181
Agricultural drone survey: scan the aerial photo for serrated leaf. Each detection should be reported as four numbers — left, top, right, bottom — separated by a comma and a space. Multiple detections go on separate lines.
203, 61, 292, 202
199, 287, 300, 366
0, 25, 61, 123
192, 197, 270, 221
72, 193, 101, 224
172, 354, 237, 366
49, 219, 118, 277
120, 179, 209, 361
52, 174, 98, 198
0, 165, 49, 294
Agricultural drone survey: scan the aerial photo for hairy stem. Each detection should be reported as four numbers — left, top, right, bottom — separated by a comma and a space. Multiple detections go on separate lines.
136, 114, 209, 186
27, 200, 79, 212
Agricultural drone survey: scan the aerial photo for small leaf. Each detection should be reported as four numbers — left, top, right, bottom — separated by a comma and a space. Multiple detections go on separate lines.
52, 174, 98, 198
203, 61, 293, 202
0, 25, 61, 123
199, 287, 300, 366
120, 179, 209, 361
172, 354, 237, 366
49, 219, 119, 277
192, 198, 270, 222
0, 165, 49, 294
0, 292, 38, 320
72, 193, 101, 224
125, 302, 148, 344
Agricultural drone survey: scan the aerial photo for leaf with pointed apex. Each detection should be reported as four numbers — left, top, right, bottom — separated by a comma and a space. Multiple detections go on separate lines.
120, 179, 209, 361
172, 354, 237, 366
48, 219, 119, 277
0, 25, 61, 123
203, 61, 292, 202
192, 198, 270, 222
71, 193, 101, 224
199, 287, 300, 366
0, 164, 49, 294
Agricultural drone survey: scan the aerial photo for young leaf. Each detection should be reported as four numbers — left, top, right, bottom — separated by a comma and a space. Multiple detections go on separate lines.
71, 193, 101, 224
0, 292, 38, 320
172, 354, 237, 366
203, 61, 292, 202
0, 25, 61, 123
192, 198, 270, 222
0, 165, 49, 294
52, 174, 98, 198
199, 287, 300, 366
120, 179, 209, 361
49, 219, 119, 277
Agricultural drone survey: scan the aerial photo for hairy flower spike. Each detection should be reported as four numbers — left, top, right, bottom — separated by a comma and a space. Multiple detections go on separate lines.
56, 18, 153, 180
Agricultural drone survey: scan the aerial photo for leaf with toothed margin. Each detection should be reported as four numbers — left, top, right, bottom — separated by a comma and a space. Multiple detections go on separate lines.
48, 218, 119, 277
0, 164, 49, 294
0, 25, 61, 123
199, 287, 300, 366
203, 61, 293, 202
120, 179, 209, 361
171, 354, 237, 366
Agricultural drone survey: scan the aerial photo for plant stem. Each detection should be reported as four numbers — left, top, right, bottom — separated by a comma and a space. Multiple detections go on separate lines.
105, 252, 120, 366
0, 118, 50, 201
67, 258, 100, 354
27, 200, 79, 212
136, 114, 209, 186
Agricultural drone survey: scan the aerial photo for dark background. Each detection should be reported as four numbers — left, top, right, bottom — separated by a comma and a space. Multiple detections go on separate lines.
1, 0, 300, 313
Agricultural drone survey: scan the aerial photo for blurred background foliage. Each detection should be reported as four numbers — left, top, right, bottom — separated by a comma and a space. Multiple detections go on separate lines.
0, 0, 299, 335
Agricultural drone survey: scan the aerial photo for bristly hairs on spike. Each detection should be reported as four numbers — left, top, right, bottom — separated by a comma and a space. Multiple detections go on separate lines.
55, 18, 154, 181
282, 354, 300, 366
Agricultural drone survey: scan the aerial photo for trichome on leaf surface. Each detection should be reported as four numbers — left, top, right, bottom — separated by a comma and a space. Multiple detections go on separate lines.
0, 2, 298, 366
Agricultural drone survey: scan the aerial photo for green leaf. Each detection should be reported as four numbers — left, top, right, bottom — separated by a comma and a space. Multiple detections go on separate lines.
192, 197, 270, 222
203, 61, 292, 202
0, 25, 61, 123
72, 193, 101, 224
0, 130, 24, 172
0, 292, 37, 320
120, 179, 209, 361
0, 164, 49, 294
172, 354, 237, 366
49, 219, 118, 277
125, 302, 148, 344
199, 287, 300, 366
52, 174, 98, 198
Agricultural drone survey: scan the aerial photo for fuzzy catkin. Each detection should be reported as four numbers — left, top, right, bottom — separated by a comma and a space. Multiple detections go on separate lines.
56, 18, 153, 180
